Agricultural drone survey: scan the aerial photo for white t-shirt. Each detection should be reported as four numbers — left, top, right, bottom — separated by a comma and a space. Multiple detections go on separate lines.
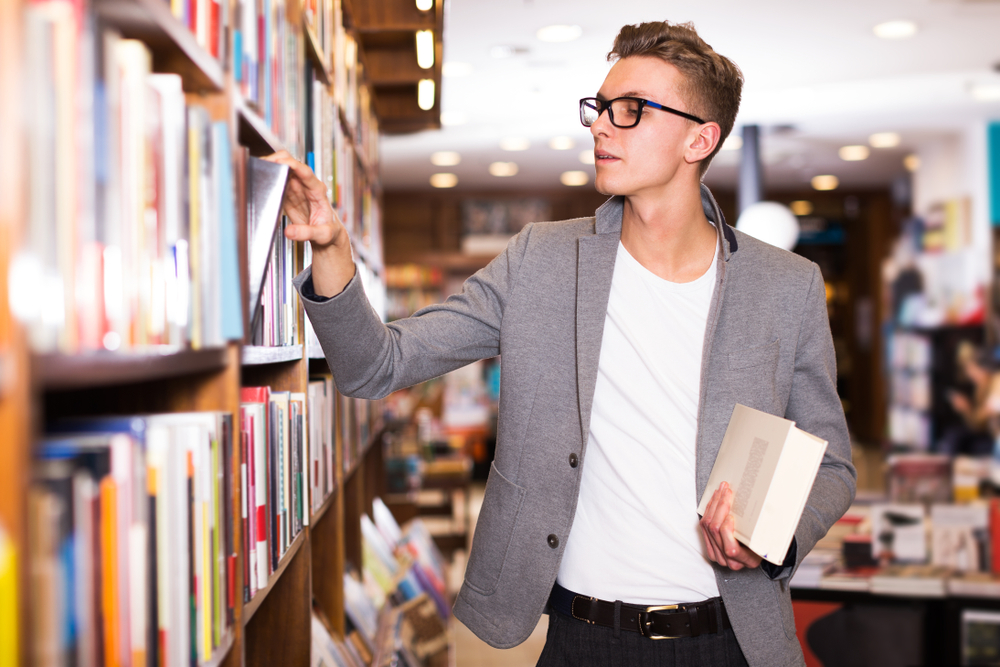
557, 240, 721, 605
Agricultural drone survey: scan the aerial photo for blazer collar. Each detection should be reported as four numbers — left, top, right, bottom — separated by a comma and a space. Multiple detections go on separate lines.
593, 183, 738, 260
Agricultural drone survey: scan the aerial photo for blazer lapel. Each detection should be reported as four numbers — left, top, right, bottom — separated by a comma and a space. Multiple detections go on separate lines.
575, 197, 623, 443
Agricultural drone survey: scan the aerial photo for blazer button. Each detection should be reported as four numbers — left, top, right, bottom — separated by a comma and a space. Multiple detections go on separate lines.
547, 534, 559, 549
569, 453, 579, 468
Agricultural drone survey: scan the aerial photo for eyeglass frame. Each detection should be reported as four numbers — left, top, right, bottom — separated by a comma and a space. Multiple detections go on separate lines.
579, 96, 707, 128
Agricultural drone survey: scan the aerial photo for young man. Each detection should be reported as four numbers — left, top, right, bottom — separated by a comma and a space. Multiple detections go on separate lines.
274, 20, 856, 667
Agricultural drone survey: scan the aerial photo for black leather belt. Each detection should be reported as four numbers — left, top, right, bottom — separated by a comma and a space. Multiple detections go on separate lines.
548, 582, 732, 639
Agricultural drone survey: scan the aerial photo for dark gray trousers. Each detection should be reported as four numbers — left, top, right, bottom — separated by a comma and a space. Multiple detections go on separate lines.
536, 609, 751, 667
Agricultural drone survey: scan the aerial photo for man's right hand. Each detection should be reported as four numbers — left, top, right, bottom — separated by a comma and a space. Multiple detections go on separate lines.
263, 151, 356, 298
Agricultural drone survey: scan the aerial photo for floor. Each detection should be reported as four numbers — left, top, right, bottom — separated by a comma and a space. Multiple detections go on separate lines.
446, 482, 547, 667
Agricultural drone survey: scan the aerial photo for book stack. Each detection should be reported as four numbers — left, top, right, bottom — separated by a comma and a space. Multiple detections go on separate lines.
32, 414, 236, 667
22, 11, 242, 353
308, 377, 337, 515
239, 387, 310, 602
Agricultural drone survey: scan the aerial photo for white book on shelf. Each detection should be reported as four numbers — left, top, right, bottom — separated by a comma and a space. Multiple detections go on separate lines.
697, 404, 828, 565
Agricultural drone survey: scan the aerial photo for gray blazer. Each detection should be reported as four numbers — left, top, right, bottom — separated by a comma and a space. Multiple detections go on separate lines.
295, 185, 857, 667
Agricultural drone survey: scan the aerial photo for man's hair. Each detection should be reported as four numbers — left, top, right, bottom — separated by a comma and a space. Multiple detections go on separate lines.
609, 21, 743, 176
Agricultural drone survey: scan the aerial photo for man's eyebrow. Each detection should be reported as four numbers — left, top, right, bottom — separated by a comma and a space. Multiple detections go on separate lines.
595, 91, 649, 102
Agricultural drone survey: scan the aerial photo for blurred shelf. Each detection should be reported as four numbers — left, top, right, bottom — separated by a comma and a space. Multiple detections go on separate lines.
37, 347, 229, 390
236, 96, 288, 157
303, 20, 331, 86
243, 529, 307, 625
311, 488, 337, 524
242, 344, 303, 366
95, 0, 224, 92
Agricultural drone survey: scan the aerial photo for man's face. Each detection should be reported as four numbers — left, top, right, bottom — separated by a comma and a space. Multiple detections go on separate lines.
591, 56, 705, 198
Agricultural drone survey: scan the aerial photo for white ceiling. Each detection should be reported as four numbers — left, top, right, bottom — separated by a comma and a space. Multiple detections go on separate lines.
379, 0, 1000, 193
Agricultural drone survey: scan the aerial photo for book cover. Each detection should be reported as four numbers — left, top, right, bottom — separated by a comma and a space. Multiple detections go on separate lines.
697, 404, 828, 565
246, 156, 289, 335
871, 503, 926, 563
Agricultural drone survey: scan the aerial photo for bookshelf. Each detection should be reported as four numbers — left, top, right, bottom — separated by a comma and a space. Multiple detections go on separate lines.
0, 0, 434, 662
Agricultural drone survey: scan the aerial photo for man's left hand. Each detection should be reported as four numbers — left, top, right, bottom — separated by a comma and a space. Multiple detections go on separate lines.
700, 481, 763, 570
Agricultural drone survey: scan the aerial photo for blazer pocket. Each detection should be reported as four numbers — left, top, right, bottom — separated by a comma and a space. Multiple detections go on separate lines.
727, 339, 779, 371
464, 462, 526, 596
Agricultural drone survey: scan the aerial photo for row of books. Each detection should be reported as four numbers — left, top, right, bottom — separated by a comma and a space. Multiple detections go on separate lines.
169, 0, 229, 62
239, 380, 339, 601
334, 499, 449, 666
23, 10, 242, 353
250, 215, 299, 347
31, 413, 236, 667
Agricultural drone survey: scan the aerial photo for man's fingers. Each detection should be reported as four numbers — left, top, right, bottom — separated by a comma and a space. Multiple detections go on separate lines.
285, 223, 336, 246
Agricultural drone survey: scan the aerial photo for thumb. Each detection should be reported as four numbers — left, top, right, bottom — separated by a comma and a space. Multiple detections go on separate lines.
285, 222, 337, 247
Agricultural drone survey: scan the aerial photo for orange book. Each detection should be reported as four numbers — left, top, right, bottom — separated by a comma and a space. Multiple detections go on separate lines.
100, 477, 121, 667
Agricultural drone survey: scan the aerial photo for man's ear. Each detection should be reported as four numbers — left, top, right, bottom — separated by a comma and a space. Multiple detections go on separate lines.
686, 122, 722, 164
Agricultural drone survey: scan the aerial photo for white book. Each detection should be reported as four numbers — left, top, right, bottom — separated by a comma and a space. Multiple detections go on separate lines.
697, 404, 828, 565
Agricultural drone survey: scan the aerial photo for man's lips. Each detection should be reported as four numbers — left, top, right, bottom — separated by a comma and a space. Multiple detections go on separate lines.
595, 151, 619, 161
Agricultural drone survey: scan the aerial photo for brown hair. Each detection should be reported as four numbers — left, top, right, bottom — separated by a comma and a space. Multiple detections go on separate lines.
609, 21, 743, 175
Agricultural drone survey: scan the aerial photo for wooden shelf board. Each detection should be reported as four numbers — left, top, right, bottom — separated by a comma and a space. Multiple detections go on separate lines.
37, 347, 229, 390
303, 20, 332, 86
242, 345, 303, 366
95, 0, 224, 92
236, 96, 288, 157
243, 529, 307, 625
311, 487, 337, 524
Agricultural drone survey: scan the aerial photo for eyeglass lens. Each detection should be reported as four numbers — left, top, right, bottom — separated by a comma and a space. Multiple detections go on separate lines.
581, 98, 642, 128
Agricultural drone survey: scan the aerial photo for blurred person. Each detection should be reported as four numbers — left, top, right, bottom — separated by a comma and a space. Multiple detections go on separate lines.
268, 20, 855, 667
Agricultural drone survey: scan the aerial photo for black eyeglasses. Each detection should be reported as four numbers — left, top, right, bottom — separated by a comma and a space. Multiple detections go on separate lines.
579, 96, 706, 128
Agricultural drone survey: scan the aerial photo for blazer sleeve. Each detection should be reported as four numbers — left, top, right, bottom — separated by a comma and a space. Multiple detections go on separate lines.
776, 262, 857, 579
294, 224, 533, 400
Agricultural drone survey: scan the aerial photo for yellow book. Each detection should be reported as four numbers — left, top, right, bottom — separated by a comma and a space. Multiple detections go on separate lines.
101, 478, 121, 667
0, 524, 18, 667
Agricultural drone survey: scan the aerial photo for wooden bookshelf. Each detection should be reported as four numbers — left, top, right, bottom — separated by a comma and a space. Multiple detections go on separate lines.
1, 0, 408, 662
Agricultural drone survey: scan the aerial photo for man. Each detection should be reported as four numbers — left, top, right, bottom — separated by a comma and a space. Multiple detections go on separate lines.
272, 20, 856, 667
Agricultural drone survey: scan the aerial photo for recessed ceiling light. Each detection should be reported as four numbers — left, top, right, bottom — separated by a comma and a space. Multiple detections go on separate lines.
561, 171, 589, 186
430, 151, 460, 166
536, 24, 582, 43
416, 30, 435, 69
904, 154, 920, 172
970, 82, 1000, 102
839, 145, 870, 161
869, 132, 901, 148
489, 162, 519, 177
873, 20, 917, 40
790, 200, 814, 216
415, 0, 432, 10
549, 136, 575, 150
442, 62, 473, 78
811, 175, 839, 191
721, 135, 743, 151
440, 111, 467, 126
430, 173, 458, 188
500, 137, 530, 151
578, 150, 595, 165
417, 79, 435, 110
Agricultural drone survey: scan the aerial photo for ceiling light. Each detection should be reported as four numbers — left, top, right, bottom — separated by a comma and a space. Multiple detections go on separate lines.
415, 0, 432, 10
869, 132, 900, 148
549, 136, 574, 150
790, 200, 814, 216
489, 162, 519, 177
811, 175, 839, 191
416, 30, 434, 69
561, 171, 589, 186
873, 20, 917, 39
442, 62, 473, 78
839, 145, 870, 161
440, 111, 467, 126
721, 135, 743, 151
430, 173, 457, 188
430, 151, 460, 166
578, 150, 595, 165
970, 82, 1000, 102
904, 154, 920, 172
500, 137, 530, 151
536, 24, 582, 43
417, 79, 435, 110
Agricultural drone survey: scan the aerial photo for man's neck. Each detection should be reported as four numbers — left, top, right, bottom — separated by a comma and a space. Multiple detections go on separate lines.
619, 181, 718, 283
